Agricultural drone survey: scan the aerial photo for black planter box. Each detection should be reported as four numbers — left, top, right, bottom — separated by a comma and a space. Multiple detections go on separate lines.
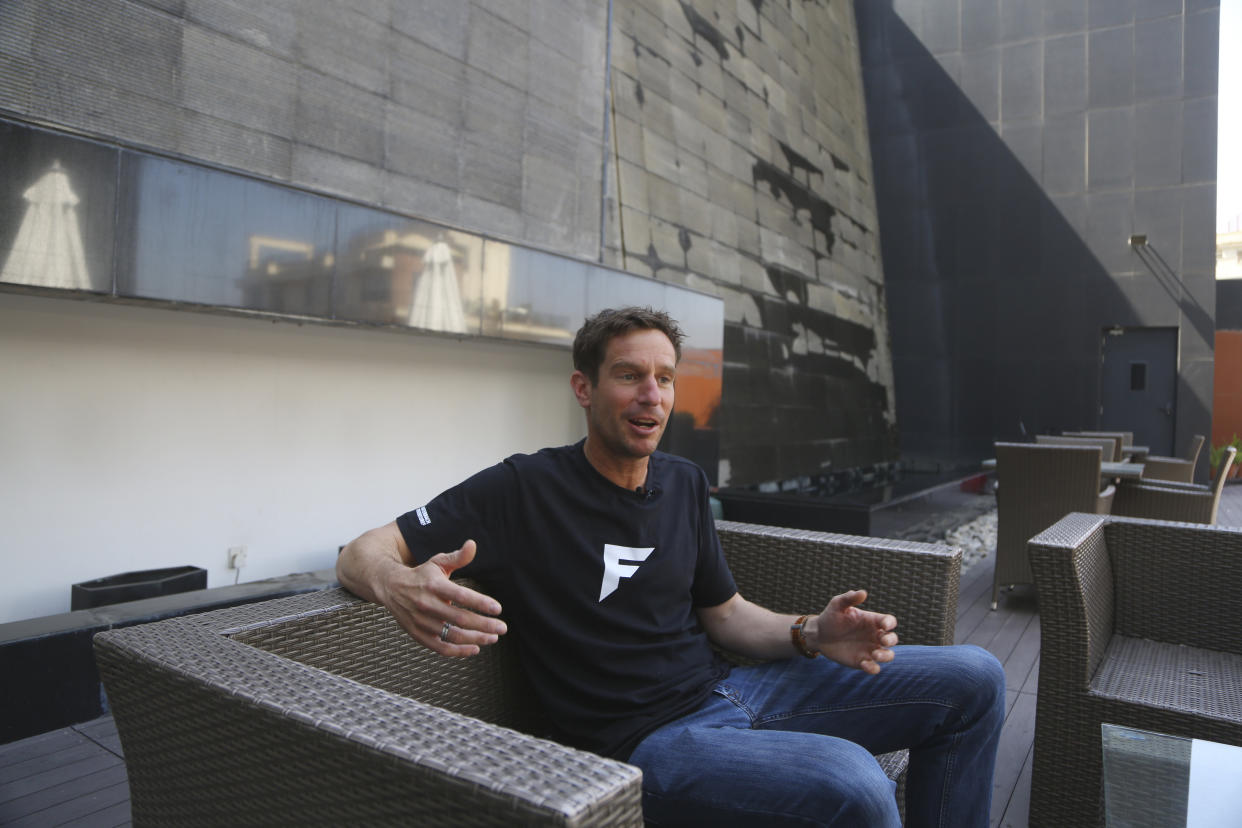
71, 566, 207, 610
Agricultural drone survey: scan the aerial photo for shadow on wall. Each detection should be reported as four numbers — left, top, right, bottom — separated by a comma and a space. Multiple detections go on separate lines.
856, 3, 1212, 469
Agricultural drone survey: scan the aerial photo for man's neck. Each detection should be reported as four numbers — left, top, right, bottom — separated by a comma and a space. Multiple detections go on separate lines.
582, 437, 650, 492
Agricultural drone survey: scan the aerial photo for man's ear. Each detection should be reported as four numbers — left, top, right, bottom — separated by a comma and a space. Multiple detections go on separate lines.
570, 370, 592, 409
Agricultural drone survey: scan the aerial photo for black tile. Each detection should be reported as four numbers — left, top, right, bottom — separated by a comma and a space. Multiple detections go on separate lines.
1133, 16, 1183, 101
1181, 96, 1217, 185
1044, 34, 1087, 115
1042, 113, 1087, 194
1088, 26, 1135, 109
1089, 0, 1134, 28
1045, 0, 1087, 35
1087, 107, 1135, 191
962, 0, 1001, 50
1001, 41, 1042, 121
1134, 100, 1183, 188
1183, 9, 1219, 98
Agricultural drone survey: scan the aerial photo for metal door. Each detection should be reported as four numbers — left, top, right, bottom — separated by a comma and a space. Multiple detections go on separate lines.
1100, 327, 1178, 455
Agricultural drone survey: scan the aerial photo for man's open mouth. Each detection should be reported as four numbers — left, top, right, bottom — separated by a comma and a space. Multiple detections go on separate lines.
630, 418, 660, 431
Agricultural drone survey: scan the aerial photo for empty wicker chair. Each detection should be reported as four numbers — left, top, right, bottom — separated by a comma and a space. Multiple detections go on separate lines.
1028, 513, 1242, 826
1035, 434, 1119, 471
1113, 446, 1236, 524
992, 443, 1115, 609
1064, 431, 1131, 461
1139, 434, 1205, 483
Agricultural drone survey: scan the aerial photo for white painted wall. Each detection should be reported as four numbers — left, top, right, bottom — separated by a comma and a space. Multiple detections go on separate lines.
0, 292, 584, 624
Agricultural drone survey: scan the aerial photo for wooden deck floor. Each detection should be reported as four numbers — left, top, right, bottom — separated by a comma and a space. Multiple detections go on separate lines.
4, 485, 1240, 827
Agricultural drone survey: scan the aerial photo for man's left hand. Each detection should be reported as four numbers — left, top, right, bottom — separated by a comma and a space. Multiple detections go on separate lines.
809, 590, 898, 674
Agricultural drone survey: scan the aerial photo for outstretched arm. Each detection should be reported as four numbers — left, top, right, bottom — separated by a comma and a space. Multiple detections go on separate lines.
337, 521, 507, 657
697, 589, 898, 673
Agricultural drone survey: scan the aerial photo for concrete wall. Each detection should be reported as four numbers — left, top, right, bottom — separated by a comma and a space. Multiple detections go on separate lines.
0, 0, 609, 260
607, 0, 896, 486
0, 292, 582, 624
859, 0, 1218, 467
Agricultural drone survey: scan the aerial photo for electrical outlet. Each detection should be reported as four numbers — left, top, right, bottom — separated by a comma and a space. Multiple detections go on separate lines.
228, 546, 248, 569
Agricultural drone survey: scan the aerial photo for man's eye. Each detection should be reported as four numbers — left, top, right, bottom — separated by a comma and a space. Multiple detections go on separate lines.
659, 376, 674, 385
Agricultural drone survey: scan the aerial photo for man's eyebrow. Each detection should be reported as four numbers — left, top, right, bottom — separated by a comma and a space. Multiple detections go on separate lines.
610, 359, 677, 374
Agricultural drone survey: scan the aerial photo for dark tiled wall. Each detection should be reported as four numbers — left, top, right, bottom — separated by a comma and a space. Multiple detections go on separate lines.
858, 0, 1218, 468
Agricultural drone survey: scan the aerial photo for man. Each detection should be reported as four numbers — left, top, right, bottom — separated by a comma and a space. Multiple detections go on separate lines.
338, 306, 1004, 827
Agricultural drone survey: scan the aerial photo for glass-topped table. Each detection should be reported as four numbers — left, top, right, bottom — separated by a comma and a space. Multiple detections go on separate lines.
1102, 724, 1242, 827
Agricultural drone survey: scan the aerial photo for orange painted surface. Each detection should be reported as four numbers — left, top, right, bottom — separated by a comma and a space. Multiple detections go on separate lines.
1214, 331, 1242, 447
675, 348, 722, 429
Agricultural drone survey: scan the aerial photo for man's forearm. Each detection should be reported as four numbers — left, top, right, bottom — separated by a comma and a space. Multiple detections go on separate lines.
336, 522, 409, 605
699, 594, 806, 661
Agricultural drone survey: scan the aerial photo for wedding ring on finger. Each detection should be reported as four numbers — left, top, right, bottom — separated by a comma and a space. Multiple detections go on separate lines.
439, 621, 453, 642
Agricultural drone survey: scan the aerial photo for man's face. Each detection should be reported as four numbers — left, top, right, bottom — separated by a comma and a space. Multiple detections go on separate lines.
572, 328, 677, 462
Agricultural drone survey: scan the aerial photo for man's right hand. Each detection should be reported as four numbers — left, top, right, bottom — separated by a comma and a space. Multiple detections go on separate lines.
337, 524, 507, 658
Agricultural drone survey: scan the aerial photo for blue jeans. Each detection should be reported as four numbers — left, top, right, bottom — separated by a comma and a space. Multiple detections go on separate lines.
628, 645, 1004, 827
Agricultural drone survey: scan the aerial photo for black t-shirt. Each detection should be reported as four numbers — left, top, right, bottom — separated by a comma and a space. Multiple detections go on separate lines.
395, 440, 737, 759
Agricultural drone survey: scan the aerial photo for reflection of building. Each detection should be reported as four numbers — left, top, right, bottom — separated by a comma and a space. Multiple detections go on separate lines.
1, 161, 91, 290
1218, 231, 1242, 280
336, 228, 477, 330
238, 236, 332, 316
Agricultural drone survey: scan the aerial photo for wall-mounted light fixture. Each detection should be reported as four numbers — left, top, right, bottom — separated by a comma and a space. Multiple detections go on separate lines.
1129, 234, 1148, 247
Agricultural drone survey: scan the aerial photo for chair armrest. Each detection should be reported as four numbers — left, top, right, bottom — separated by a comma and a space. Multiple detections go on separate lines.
1114, 482, 1212, 524
1028, 513, 1116, 690
94, 596, 642, 827
716, 520, 961, 646
1140, 456, 1195, 483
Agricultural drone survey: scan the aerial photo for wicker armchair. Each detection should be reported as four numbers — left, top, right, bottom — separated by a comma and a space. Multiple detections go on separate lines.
1139, 434, 1205, 483
1027, 513, 1242, 827
94, 521, 961, 827
1064, 431, 1131, 461
993, 443, 1115, 610
1113, 446, 1236, 525
1034, 434, 1120, 467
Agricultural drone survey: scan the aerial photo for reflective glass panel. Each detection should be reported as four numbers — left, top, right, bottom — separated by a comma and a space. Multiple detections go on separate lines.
481, 241, 587, 346
334, 205, 482, 335
117, 153, 336, 315
585, 265, 668, 316
0, 121, 117, 293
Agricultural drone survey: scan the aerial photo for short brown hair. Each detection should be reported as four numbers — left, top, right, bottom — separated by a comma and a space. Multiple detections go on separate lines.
573, 306, 684, 384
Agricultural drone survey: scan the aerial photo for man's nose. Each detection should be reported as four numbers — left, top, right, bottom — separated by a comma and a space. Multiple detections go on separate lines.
636, 375, 661, 403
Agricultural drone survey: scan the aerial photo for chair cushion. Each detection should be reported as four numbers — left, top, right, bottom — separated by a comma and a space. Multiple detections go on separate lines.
1090, 635, 1242, 722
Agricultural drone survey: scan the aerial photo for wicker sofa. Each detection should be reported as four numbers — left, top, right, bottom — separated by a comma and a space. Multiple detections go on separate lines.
94, 520, 961, 827
1027, 513, 1242, 827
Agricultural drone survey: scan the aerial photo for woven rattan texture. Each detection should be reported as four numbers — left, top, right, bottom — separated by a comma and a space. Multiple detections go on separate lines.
232, 586, 551, 737
994, 443, 1113, 606
1027, 514, 1242, 827
715, 521, 960, 647
1093, 635, 1242, 720
96, 609, 642, 826
96, 522, 963, 825
1107, 519, 1242, 652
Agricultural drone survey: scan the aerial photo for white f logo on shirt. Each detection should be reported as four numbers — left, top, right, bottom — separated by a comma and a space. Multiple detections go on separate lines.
599, 544, 655, 601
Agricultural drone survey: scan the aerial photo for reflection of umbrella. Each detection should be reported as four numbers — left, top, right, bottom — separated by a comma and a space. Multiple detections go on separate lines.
409, 239, 466, 333
1, 161, 92, 290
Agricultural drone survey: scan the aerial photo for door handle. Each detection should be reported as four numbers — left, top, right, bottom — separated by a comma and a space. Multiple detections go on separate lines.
1161, 401, 1174, 416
